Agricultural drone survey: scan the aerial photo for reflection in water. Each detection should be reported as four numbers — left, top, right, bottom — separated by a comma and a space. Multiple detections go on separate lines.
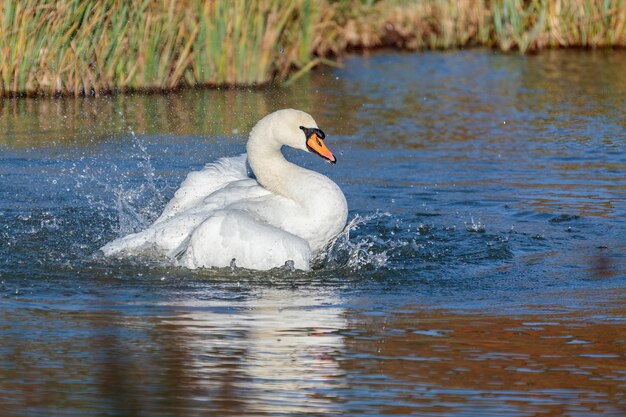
0, 73, 356, 148
342, 305, 626, 416
1, 290, 347, 416
2, 296, 625, 416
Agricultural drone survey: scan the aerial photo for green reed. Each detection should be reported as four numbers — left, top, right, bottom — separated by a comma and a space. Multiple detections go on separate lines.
0, 0, 624, 96
0, 0, 322, 96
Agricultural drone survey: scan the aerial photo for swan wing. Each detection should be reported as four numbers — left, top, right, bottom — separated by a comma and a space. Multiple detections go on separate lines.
155, 154, 252, 224
101, 154, 300, 266
102, 154, 261, 257
177, 210, 311, 270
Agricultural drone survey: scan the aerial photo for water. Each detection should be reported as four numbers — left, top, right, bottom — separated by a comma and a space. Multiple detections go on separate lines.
1, 50, 625, 416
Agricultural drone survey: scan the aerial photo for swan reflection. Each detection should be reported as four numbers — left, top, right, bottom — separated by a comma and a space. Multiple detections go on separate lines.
93, 287, 348, 415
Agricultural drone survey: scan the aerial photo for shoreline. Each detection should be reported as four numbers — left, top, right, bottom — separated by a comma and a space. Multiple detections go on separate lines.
2, 0, 625, 98
2, 47, 625, 100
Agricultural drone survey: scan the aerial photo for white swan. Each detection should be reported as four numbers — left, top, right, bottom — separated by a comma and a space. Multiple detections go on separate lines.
101, 109, 348, 270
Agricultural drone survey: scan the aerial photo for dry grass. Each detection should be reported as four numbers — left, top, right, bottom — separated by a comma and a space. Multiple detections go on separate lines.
1, 0, 625, 96
335, 0, 626, 53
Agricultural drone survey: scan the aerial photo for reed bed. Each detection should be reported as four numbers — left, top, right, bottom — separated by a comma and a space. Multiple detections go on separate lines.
1, 0, 625, 96
0, 0, 321, 96
334, 0, 626, 53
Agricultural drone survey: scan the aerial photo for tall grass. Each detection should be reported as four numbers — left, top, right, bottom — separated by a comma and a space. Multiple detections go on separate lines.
1, 0, 625, 97
0, 0, 321, 96
491, 0, 626, 52
337, 0, 626, 53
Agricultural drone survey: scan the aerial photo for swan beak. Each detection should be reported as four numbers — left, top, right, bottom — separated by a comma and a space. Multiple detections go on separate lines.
307, 134, 336, 164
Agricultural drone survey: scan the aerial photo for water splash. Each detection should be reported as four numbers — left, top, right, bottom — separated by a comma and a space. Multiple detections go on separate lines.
98, 111, 170, 236
315, 212, 395, 270
465, 217, 486, 233
74, 114, 515, 273
116, 110, 165, 207
108, 183, 161, 235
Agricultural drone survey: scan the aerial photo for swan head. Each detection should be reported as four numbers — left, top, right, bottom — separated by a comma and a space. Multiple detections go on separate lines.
253, 109, 336, 164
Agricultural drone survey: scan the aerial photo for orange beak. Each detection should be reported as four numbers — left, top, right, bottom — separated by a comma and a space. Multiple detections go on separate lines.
306, 133, 336, 164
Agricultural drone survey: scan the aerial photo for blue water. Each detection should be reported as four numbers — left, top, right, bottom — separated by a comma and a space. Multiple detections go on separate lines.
1, 50, 625, 416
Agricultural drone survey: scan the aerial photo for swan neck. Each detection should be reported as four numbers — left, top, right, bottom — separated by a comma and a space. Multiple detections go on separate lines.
247, 139, 308, 199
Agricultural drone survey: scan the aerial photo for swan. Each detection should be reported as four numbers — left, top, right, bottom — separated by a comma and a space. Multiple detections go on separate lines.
101, 109, 348, 270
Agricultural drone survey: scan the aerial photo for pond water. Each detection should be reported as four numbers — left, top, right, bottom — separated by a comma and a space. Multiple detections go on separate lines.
1, 50, 625, 416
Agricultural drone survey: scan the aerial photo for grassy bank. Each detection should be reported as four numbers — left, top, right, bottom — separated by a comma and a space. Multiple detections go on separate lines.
1, 0, 625, 97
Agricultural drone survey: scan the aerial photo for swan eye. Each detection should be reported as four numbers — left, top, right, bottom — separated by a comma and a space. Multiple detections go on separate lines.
299, 126, 326, 140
